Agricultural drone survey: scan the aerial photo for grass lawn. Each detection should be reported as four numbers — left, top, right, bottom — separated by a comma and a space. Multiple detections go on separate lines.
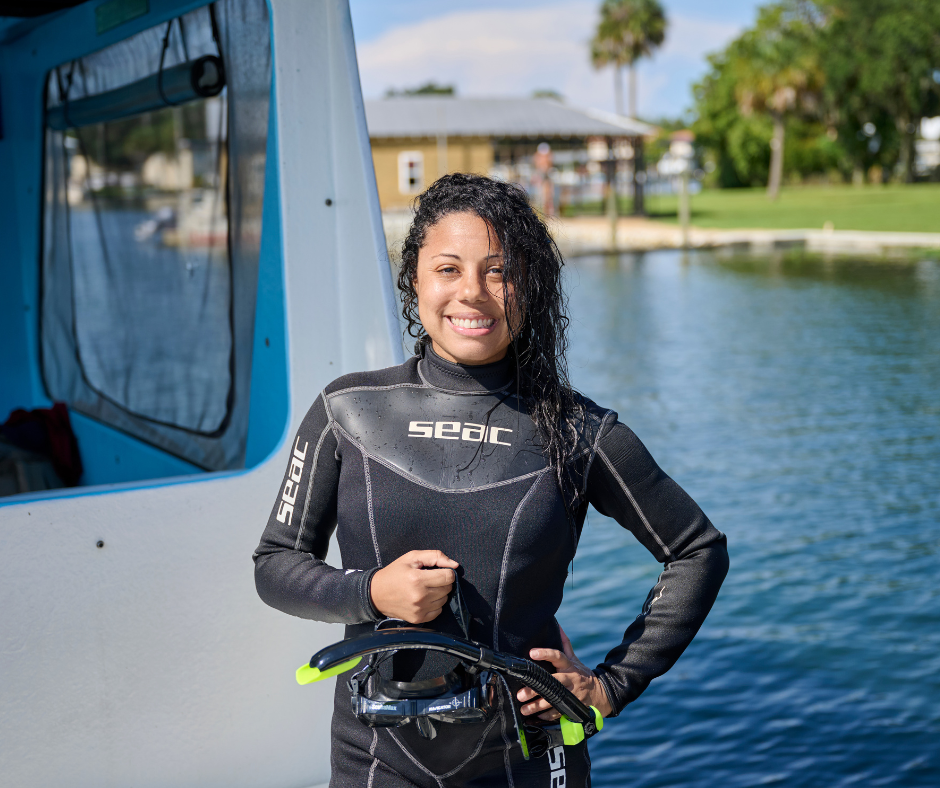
573, 183, 940, 233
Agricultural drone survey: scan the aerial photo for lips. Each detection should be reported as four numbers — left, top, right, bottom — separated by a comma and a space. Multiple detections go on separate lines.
447, 316, 498, 335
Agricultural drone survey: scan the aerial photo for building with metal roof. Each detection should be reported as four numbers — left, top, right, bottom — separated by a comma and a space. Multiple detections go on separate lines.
365, 96, 654, 140
364, 96, 655, 211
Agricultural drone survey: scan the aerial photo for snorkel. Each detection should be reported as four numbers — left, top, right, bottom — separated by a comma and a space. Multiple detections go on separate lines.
297, 627, 604, 759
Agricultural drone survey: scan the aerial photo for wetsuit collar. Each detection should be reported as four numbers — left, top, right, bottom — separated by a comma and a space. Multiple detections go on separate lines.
419, 343, 515, 393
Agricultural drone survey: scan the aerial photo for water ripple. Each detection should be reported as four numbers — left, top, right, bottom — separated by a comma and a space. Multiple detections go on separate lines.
559, 252, 940, 787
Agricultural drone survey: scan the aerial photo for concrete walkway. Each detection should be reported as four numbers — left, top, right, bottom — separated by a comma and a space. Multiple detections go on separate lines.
382, 211, 940, 260
548, 216, 940, 257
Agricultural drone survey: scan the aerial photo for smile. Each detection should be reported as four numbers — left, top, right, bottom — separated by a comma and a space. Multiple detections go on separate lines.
447, 316, 498, 335
449, 316, 496, 329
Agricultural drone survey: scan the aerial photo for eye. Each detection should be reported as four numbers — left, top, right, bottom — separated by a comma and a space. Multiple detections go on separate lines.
487, 266, 504, 278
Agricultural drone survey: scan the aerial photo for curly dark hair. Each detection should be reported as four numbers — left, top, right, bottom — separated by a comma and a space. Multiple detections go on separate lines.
397, 173, 585, 513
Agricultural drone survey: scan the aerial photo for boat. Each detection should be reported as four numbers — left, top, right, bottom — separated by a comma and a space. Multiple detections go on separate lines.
0, 1, 401, 785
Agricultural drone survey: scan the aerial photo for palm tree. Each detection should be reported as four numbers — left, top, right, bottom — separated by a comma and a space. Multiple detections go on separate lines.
590, 0, 667, 119
590, 0, 666, 218
730, 4, 823, 200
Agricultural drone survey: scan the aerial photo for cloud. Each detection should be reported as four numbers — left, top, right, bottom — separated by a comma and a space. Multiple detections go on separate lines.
355, 3, 742, 119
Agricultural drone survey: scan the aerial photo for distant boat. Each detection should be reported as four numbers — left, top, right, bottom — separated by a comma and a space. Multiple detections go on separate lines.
133, 204, 177, 242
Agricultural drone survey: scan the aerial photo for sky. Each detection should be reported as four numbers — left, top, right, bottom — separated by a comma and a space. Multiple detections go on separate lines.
349, 0, 767, 121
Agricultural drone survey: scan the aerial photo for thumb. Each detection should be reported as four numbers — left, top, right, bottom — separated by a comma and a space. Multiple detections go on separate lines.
559, 625, 576, 660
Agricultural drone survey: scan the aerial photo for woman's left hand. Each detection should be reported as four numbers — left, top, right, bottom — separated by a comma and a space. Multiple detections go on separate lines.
516, 626, 613, 721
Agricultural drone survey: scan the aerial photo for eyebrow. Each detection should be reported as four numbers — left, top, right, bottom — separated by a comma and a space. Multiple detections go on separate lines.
431, 253, 504, 261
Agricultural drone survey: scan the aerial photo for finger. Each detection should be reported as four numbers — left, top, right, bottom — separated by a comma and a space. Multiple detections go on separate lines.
520, 696, 553, 716
538, 710, 562, 722
410, 550, 459, 569
516, 687, 537, 703
530, 648, 571, 671
419, 568, 458, 588
416, 605, 445, 623
422, 591, 451, 609
558, 626, 575, 660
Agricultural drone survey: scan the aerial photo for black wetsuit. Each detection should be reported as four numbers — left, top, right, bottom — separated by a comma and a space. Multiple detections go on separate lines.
254, 345, 729, 787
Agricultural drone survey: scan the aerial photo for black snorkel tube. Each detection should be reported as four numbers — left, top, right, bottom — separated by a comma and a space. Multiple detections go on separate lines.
297, 627, 604, 756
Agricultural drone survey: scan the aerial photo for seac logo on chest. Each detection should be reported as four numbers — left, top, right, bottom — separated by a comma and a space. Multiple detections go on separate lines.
408, 420, 512, 446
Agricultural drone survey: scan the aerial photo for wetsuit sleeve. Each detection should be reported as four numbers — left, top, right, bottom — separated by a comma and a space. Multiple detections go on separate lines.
253, 393, 380, 624
584, 416, 729, 717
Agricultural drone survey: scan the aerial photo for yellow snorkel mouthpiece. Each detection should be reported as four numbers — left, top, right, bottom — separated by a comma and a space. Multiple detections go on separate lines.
296, 656, 362, 685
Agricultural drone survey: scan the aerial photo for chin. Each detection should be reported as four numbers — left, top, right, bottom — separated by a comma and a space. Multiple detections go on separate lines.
438, 340, 509, 366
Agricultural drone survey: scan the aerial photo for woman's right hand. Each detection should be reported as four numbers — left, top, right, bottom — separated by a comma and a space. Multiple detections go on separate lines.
369, 550, 459, 624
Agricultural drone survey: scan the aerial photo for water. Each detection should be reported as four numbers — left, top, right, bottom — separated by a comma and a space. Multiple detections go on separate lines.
557, 251, 940, 787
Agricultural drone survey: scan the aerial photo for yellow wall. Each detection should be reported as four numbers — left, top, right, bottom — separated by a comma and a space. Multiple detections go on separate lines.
371, 137, 494, 211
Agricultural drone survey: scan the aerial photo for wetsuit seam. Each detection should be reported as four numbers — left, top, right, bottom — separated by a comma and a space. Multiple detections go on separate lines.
294, 416, 334, 550
327, 382, 427, 399
362, 452, 383, 568
321, 387, 335, 419
417, 359, 514, 395
385, 711, 501, 782
565, 445, 591, 466
493, 471, 548, 650
332, 421, 546, 493
367, 729, 378, 788
498, 684, 516, 788
582, 409, 616, 496
597, 446, 675, 562
321, 388, 344, 454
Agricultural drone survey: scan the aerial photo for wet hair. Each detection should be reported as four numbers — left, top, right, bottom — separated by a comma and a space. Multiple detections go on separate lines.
398, 173, 585, 514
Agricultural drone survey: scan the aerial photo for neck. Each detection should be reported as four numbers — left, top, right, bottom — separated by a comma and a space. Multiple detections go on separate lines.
419, 342, 515, 393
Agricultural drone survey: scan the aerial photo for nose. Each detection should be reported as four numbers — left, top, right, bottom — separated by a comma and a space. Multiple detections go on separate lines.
458, 269, 488, 303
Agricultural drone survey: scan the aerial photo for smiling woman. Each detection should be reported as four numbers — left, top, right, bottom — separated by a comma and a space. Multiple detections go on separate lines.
414, 212, 516, 366
253, 173, 729, 787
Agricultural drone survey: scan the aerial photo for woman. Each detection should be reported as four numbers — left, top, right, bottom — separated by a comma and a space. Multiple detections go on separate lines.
254, 173, 728, 787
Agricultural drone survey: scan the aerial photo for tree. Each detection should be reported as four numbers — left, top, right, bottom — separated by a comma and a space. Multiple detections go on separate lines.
692, 48, 774, 188
385, 82, 455, 97
590, 0, 666, 217
727, 3, 824, 200
590, 0, 667, 118
819, 0, 940, 182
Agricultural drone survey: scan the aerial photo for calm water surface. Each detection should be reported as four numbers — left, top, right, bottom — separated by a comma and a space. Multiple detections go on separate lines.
558, 251, 940, 787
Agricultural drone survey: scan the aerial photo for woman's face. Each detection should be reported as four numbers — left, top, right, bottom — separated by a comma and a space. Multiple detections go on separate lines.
415, 211, 515, 366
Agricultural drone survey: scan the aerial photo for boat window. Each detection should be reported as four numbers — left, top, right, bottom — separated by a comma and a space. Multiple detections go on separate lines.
41, 1, 270, 471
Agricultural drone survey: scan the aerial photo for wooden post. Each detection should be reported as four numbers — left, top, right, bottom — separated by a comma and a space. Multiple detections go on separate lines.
632, 135, 646, 216
606, 136, 617, 251
679, 168, 690, 248
436, 106, 448, 178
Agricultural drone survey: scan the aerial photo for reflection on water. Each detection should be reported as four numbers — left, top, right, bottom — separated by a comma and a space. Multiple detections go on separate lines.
559, 251, 940, 787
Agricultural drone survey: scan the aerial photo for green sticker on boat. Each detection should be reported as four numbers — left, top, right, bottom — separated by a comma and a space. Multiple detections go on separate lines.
96, 0, 149, 35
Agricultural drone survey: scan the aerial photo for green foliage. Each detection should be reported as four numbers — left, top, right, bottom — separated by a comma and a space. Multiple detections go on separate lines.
729, 3, 823, 119
76, 102, 209, 171
385, 82, 456, 97
693, 47, 773, 187
532, 89, 564, 102
590, 0, 667, 69
819, 0, 940, 181
692, 0, 940, 188
590, 0, 667, 116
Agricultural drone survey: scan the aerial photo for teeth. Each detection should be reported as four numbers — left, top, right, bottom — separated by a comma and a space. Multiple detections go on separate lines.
451, 317, 495, 329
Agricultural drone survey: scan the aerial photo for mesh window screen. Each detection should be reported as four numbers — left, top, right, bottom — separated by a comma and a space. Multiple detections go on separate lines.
42, 0, 270, 471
